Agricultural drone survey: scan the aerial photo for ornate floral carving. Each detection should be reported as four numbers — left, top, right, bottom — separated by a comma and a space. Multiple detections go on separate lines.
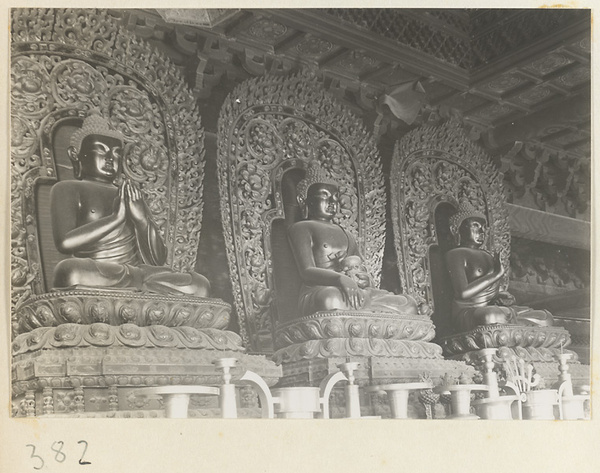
439, 324, 571, 356
500, 142, 590, 218
485, 73, 524, 92
218, 71, 386, 352
42, 387, 54, 415
296, 36, 333, 56
554, 66, 591, 89
510, 238, 588, 290
517, 86, 552, 105
272, 339, 444, 364
523, 53, 574, 76
10, 9, 206, 335
12, 323, 245, 355
247, 18, 288, 41
16, 290, 231, 333
391, 119, 511, 315
274, 312, 436, 349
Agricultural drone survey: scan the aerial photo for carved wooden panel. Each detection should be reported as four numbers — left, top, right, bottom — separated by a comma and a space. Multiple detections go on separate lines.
390, 119, 511, 316
10, 9, 205, 335
217, 71, 386, 353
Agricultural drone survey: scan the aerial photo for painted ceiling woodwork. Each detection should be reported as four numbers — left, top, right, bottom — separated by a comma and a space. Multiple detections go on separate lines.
118, 8, 590, 222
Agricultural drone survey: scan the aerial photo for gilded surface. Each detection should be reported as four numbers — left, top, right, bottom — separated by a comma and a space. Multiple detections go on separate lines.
391, 119, 511, 316
11, 9, 206, 336
218, 71, 386, 352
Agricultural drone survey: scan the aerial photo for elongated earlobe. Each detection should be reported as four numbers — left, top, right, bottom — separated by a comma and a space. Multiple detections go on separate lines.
67, 146, 82, 179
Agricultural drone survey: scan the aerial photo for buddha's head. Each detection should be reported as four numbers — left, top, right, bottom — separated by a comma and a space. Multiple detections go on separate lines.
449, 203, 488, 248
296, 162, 340, 221
67, 115, 124, 183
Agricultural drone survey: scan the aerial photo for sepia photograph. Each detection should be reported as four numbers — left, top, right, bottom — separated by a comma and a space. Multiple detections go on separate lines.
2, 3, 597, 472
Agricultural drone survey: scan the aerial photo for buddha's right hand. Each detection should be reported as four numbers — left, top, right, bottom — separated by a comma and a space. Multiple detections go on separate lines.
338, 274, 364, 309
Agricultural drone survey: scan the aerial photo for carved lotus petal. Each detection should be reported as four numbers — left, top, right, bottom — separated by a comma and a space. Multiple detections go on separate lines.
368, 324, 380, 338
58, 302, 82, 323
324, 321, 342, 338
291, 327, 307, 342
147, 308, 166, 324
150, 326, 173, 341
26, 333, 42, 346
306, 323, 322, 339
88, 323, 110, 340
385, 325, 397, 338
35, 305, 54, 324
119, 305, 137, 323
199, 310, 215, 322
54, 324, 77, 341
90, 303, 110, 323
348, 322, 363, 337
348, 338, 364, 351
119, 324, 142, 340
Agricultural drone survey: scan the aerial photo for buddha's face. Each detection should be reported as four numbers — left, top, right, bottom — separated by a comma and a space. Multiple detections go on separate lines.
340, 256, 362, 273
459, 217, 487, 248
305, 183, 339, 221
77, 135, 122, 182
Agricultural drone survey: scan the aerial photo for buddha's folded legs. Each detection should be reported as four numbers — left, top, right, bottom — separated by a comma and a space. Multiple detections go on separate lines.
452, 305, 554, 332
52, 258, 210, 297
298, 285, 419, 317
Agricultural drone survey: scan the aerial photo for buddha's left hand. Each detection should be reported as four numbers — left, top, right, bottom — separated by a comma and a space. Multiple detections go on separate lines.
125, 180, 149, 226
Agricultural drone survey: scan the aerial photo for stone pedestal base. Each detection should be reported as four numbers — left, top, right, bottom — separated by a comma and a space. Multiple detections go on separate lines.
276, 356, 474, 419
11, 325, 281, 417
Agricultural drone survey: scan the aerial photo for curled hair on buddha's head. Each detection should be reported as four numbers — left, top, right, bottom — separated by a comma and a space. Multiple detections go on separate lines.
296, 161, 340, 206
449, 202, 487, 243
67, 113, 124, 179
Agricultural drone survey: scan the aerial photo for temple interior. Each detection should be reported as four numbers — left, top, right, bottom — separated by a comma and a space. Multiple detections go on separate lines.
10, 8, 591, 420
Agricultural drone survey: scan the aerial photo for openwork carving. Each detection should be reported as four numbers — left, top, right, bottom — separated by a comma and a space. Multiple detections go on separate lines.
218, 71, 387, 352
500, 142, 590, 218
391, 119, 511, 315
11, 9, 206, 336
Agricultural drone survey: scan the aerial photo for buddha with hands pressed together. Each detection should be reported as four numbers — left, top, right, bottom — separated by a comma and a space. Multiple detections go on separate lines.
445, 203, 553, 333
50, 114, 210, 297
288, 163, 419, 317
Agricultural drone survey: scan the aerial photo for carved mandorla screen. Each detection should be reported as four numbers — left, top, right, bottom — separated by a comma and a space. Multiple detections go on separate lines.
218, 71, 387, 353
391, 119, 511, 320
10, 9, 205, 337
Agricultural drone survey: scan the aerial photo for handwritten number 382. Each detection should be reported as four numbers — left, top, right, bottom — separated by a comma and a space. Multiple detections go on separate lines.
26, 441, 91, 469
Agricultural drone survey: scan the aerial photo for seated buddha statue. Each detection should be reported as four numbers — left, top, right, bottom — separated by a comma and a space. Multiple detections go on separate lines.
445, 203, 553, 333
288, 163, 419, 318
50, 114, 210, 297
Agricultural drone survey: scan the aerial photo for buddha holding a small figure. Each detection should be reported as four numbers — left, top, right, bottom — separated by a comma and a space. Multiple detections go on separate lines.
288, 163, 419, 318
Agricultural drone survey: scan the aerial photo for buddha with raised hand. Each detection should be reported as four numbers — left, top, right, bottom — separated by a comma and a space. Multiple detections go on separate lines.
445, 202, 553, 332
288, 162, 418, 317
50, 114, 210, 297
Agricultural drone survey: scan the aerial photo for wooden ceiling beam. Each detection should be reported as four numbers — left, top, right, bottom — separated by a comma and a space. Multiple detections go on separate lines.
261, 8, 470, 90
